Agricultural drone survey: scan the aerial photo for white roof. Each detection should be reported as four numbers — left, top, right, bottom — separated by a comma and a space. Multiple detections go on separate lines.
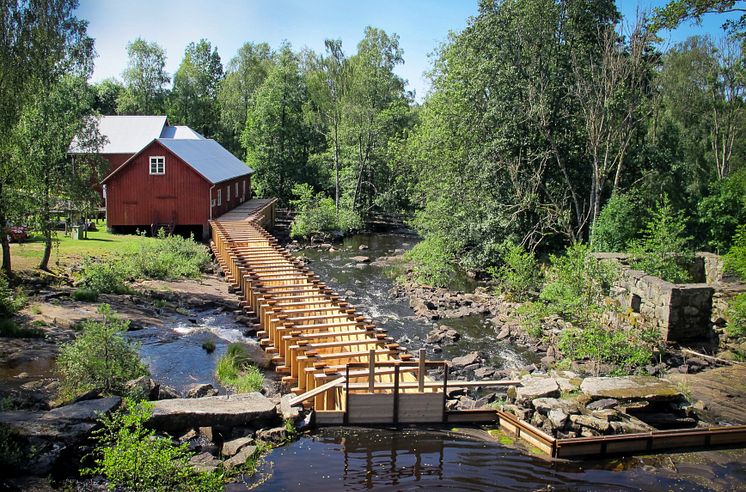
159, 125, 205, 140
70, 115, 167, 154
157, 138, 253, 184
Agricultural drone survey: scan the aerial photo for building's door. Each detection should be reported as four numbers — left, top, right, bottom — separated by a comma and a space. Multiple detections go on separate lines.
123, 201, 137, 225
156, 197, 178, 225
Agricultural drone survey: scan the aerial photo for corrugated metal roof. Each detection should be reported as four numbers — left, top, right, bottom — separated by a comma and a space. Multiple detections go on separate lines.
157, 138, 253, 184
159, 125, 205, 140
70, 115, 168, 154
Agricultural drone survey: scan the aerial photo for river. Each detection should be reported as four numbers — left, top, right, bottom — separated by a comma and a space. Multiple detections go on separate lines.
134, 231, 745, 492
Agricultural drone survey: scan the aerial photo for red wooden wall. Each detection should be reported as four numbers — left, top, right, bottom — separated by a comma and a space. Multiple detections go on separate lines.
105, 140, 251, 233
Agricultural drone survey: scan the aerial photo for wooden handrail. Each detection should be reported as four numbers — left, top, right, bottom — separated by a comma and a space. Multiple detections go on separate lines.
288, 376, 347, 406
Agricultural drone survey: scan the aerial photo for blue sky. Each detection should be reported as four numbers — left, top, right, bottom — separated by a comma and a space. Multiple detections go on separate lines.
77, 0, 741, 101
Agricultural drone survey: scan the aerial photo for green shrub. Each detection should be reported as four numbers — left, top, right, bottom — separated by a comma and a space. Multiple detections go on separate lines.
0, 424, 23, 473
697, 167, 746, 252
80, 258, 131, 294
289, 183, 362, 239
57, 305, 148, 400
84, 399, 223, 491
215, 343, 264, 393
726, 293, 746, 339
539, 243, 618, 325
629, 195, 693, 283
557, 324, 660, 374
516, 301, 551, 339
724, 224, 746, 281
487, 240, 542, 301
130, 230, 211, 280
201, 340, 216, 353
404, 235, 458, 287
0, 318, 43, 338
73, 288, 99, 302
591, 192, 641, 252
0, 274, 25, 318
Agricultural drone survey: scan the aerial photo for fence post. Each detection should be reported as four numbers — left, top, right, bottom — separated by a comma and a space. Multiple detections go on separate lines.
368, 349, 376, 393
418, 348, 426, 393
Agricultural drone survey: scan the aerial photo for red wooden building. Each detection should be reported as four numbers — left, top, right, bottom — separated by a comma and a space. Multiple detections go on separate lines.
102, 138, 253, 239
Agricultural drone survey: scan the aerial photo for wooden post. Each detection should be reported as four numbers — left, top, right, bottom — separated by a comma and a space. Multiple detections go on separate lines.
442, 362, 449, 423
393, 364, 400, 426
418, 348, 426, 393
344, 364, 350, 425
368, 349, 375, 393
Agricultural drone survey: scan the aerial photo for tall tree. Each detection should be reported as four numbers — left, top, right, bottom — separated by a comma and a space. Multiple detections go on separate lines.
651, 0, 746, 35
0, 0, 92, 275
92, 78, 124, 114
218, 42, 273, 155
15, 76, 104, 270
169, 39, 223, 137
242, 44, 313, 204
306, 39, 348, 210
117, 38, 169, 115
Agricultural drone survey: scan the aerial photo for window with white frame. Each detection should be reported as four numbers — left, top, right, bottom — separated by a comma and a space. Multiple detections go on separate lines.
235, 182, 239, 198
227, 185, 231, 201
217, 189, 222, 206
149, 156, 165, 175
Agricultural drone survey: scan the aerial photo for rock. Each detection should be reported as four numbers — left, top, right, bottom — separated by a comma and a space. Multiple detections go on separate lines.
548, 408, 569, 430
125, 376, 160, 400
198, 426, 214, 442
451, 351, 481, 368
475, 393, 497, 408
190, 452, 221, 474
350, 256, 371, 263
516, 377, 560, 403
221, 436, 254, 457
157, 385, 180, 400
463, 363, 480, 372
358, 245, 369, 250
531, 398, 579, 416
502, 404, 530, 421
186, 383, 219, 398
256, 426, 288, 444
279, 394, 300, 421
446, 387, 466, 398
580, 376, 683, 402
426, 325, 461, 345
609, 416, 654, 434
224, 445, 258, 471
570, 414, 610, 433
149, 393, 277, 431
496, 325, 511, 340
586, 398, 619, 411
474, 367, 496, 379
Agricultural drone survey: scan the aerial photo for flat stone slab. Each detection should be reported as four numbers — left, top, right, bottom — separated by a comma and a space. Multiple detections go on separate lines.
580, 376, 682, 402
0, 397, 121, 439
516, 377, 560, 403
149, 392, 277, 431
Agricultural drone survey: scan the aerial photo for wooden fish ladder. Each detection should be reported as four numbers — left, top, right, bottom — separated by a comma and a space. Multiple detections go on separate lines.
209, 199, 516, 425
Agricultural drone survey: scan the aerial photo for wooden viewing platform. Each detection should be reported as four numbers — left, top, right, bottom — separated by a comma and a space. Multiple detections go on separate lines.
209, 199, 746, 458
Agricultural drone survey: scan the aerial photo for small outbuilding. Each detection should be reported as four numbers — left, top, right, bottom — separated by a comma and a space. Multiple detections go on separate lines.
102, 138, 253, 239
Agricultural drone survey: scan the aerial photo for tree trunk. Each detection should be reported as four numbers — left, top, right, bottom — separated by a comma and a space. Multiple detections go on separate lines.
39, 183, 52, 271
333, 122, 340, 211
0, 182, 11, 277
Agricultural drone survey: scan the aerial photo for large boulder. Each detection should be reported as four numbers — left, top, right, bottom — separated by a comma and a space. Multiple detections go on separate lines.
148, 393, 277, 431
580, 376, 683, 402
516, 377, 560, 403
186, 383, 219, 398
223, 445, 258, 471
451, 351, 482, 368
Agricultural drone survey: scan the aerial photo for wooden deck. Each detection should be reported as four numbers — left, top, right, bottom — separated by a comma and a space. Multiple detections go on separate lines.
209, 199, 746, 458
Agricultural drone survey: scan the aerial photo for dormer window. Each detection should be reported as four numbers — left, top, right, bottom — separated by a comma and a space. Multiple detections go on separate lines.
149, 156, 165, 175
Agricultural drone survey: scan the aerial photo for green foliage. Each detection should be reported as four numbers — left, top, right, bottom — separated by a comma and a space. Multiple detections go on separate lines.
57, 305, 148, 400
129, 230, 211, 280
118, 38, 170, 114
0, 274, 25, 317
289, 183, 362, 239
629, 195, 694, 283
487, 240, 542, 301
697, 168, 746, 252
215, 343, 264, 393
726, 293, 746, 338
80, 258, 131, 295
724, 224, 746, 281
557, 324, 661, 374
0, 424, 23, 473
404, 235, 457, 288
84, 399, 223, 491
591, 192, 641, 252
516, 302, 552, 339
201, 340, 216, 353
539, 243, 618, 325
0, 318, 43, 338
73, 287, 99, 302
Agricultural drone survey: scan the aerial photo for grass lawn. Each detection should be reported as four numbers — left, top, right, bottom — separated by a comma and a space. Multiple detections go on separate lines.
10, 223, 154, 273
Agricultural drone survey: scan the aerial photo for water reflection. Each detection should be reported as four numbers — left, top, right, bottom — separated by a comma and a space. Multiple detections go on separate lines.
245, 427, 724, 491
